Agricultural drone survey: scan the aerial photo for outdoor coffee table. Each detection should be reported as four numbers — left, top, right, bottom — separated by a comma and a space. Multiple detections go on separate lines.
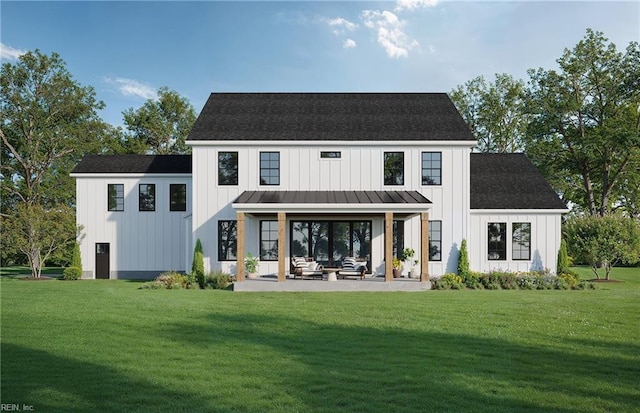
322, 267, 341, 281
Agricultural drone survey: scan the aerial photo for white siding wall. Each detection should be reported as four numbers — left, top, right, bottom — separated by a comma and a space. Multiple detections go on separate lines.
469, 212, 562, 274
191, 143, 472, 276
75, 175, 192, 279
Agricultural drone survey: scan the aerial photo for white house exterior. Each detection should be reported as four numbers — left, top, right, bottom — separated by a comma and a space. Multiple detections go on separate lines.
71, 93, 567, 280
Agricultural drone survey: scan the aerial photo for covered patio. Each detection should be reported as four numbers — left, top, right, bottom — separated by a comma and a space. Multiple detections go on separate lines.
232, 190, 433, 283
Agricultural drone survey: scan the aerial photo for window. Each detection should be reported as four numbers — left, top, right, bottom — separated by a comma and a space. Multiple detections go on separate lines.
321, 151, 341, 159
218, 221, 237, 261
260, 221, 278, 260
259, 152, 280, 185
512, 223, 531, 260
170, 184, 187, 211
488, 223, 507, 260
422, 152, 442, 185
108, 184, 124, 211
392, 220, 404, 259
384, 152, 404, 185
429, 221, 442, 261
139, 184, 155, 211
218, 152, 238, 185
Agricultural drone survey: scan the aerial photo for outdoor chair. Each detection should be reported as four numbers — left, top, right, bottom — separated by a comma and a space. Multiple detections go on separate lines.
291, 257, 324, 279
338, 257, 367, 280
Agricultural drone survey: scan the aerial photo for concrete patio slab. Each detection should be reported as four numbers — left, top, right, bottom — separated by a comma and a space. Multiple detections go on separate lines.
232, 277, 432, 292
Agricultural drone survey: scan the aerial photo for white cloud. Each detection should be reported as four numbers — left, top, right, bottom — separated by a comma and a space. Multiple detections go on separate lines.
103, 77, 157, 100
0, 43, 27, 61
343, 39, 357, 49
395, 0, 439, 12
361, 10, 419, 59
324, 17, 358, 32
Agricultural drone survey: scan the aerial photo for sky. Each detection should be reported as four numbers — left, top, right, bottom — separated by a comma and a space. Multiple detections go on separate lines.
1, 0, 639, 127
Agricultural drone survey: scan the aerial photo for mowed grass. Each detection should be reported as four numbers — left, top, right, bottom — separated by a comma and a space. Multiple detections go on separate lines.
1, 268, 639, 412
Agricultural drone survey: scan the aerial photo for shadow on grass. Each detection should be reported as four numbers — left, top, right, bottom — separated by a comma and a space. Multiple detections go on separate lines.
0, 343, 215, 413
156, 312, 640, 413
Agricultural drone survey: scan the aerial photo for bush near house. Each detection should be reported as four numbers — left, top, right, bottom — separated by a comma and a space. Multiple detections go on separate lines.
431, 270, 595, 290
62, 267, 82, 280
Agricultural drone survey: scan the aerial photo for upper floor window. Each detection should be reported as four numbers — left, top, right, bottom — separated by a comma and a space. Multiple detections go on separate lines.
170, 184, 187, 211
218, 220, 237, 261
108, 184, 124, 211
488, 222, 506, 260
260, 220, 278, 260
384, 152, 404, 186
139, 184, 155, 212
260, 152, 280, 186
512, 223, 531, 260
422, 152, 442, 185
429, 221, 442, 261
218, 152, 238, 185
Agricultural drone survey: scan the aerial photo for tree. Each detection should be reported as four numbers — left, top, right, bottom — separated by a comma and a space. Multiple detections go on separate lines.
457, 239, 470, 279
450, 73, 527, 152
2, 204, 78, 278
525, 29, 640, 216
557, 239, 571, 275
122, 87, 196, 154
1, 50, 109, 270
563, 215, 640, 280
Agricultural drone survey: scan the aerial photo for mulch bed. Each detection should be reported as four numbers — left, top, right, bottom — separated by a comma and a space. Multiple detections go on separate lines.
21, 276, 56, 281
587, 279, 623, 283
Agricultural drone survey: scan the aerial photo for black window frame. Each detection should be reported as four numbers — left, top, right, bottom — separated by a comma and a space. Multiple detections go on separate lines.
512, 222, 531, 260
259, 152, 280, 186
260, 220, 278, 261
384, 152, 404, 186
169, 184, 187, 212
429, 220, 442, 261
488, 222, 507, 261
108, 183, 124, 212
422, 152, 442, 186
218, 220, 237, 261
138, 184, 156, 212
218, 152, 238, 186
320, 151, 341, 159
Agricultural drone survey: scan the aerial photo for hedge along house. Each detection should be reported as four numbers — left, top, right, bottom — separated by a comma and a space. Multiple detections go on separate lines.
71, 93, 567, 280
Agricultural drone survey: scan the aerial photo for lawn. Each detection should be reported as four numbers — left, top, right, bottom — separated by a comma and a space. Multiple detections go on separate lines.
1, 268, 639, 412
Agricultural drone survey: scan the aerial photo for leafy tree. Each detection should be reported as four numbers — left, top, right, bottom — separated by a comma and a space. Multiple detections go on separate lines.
122, 86, 196, 154
450, 73, 527, 152
525, 29, 640, 216
563, 215, 640, 280
1, 50, 108, 270
2, 204, 78, 278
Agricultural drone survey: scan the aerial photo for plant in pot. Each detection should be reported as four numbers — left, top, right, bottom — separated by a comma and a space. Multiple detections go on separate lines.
402, 248, 418, 278
245, 253, 259, 278
392, 258, 403, 278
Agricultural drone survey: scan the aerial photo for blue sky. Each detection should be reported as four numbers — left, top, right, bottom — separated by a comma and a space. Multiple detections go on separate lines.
1, 1, 638, 127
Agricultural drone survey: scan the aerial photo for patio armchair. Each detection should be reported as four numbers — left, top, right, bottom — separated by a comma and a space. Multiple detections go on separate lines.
338, 257, 367, 280
291, 257, 324, 279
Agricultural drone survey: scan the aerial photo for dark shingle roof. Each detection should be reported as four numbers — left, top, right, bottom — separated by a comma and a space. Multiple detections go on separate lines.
71, 155, 192, 174
187, 93, 475, 142
470, 153, 567, 210
234, 191, 431, 205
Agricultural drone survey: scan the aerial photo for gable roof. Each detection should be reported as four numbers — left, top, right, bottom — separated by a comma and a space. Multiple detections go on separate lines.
187, 93, 476, 142
470, 153, 567, 210
71, 155, 191, 174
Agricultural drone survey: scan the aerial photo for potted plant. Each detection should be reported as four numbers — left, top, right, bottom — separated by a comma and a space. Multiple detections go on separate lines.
245, 253, 259, 278
392, 258, 403, 278
402, 248, 418, 278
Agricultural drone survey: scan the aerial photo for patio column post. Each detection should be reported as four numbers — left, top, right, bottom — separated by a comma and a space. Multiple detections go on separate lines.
236, 212, 245, 282
385, 211, 393, 282
420, 212, 430, 282
277, 212, 286, 282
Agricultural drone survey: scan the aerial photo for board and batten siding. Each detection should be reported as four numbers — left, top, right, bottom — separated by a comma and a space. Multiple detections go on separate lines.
74, 175, 191, 279
190, 142, 472, 276
468, 212, 562, 274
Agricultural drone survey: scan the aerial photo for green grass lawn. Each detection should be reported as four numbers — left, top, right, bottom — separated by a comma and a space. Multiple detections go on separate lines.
1, 268, 639, 412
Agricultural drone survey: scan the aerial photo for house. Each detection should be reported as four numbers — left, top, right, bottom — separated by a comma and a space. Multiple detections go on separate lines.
70, 93, 567, 280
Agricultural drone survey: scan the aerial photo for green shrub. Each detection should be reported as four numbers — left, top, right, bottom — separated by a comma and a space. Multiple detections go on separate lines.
457, 239, 470, 281
431, 273, 464, 290
192, 239, 205, 288
154, 271, 192, 289
479, 272, 501, 289
62, 266, 82, 280
516, 275, 537, 290
204, 271, 232, 290
70, 242, 82, 269
558, 272, 579, 288
497, 272, 518, 290
557, 239, 570, 275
